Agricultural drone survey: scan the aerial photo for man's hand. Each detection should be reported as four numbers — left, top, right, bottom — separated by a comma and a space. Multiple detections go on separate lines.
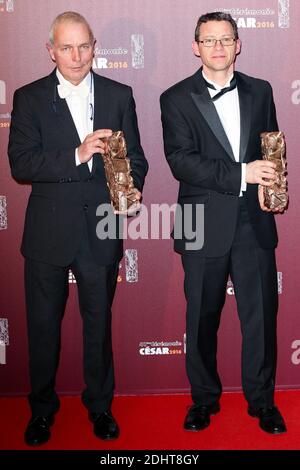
77, 129, 113, 164
114, 189, 142, 216
246, 160, 276, 186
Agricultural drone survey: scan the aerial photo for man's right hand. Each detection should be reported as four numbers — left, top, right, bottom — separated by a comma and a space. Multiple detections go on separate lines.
245, 160, 276, 186
77, 129, 113, 164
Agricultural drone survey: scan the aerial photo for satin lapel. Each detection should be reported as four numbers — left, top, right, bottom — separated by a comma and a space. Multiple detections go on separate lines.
237, 75, 252, 163
191, 89, 235, 161
91, 73, 111, 175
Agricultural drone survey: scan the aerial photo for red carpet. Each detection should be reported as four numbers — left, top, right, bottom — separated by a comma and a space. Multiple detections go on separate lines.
1, 391, 299, 450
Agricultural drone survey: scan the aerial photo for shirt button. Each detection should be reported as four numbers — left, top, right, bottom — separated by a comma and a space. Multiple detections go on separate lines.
83, 204, 88, 211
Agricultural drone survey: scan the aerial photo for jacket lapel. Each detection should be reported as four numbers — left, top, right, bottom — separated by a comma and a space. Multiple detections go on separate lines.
190, 69, 235, 161
92, 72, 111, 131
91, 72, 111, 176
236, 73, 252, 163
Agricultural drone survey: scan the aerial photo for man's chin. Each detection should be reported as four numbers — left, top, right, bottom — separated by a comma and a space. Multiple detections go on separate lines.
67, 69, 90, 84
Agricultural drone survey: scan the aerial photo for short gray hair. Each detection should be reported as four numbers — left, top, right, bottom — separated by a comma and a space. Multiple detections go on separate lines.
49, 11, 94, 45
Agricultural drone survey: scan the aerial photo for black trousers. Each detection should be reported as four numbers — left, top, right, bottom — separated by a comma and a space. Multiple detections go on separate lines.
182, 198, 278, 409
25, 228, 119, 417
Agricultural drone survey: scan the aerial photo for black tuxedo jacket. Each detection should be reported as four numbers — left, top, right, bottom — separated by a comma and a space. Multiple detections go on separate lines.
8, 69, 148, 266
160, 68, 278, 257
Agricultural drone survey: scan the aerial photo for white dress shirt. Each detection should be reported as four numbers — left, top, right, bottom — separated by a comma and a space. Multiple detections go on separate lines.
202, 71, 246, 194
56, 69, 94, 172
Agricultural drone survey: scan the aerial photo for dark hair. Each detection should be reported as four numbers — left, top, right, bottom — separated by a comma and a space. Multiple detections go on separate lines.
195, 12, 238, 42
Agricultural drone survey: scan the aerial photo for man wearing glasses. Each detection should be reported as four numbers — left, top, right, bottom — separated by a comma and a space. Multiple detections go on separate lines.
160, 12, 286, 434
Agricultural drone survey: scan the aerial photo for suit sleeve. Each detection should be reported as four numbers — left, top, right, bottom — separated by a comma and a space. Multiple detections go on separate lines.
266, 83, 279, 132
8, 89, 80, 183
121, 88, 148, 192
160, 92, 241, 196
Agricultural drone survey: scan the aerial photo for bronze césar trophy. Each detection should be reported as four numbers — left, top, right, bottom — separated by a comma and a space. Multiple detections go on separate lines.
261, 131, 288, 211
100, 131, 137, 212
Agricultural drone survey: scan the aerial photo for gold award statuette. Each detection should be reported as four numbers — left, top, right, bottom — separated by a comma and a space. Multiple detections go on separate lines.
101, 131, 136, 212
261, 131, 288, 211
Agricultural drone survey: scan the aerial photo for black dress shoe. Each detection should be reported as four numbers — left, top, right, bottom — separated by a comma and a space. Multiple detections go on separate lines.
248, 405, 287, 434
89, 410, 119, 440
184, 402, 220, 431
24, 415, 55, 446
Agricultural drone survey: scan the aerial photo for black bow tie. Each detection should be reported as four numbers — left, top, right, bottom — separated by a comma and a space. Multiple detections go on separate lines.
205, 76, 237, 101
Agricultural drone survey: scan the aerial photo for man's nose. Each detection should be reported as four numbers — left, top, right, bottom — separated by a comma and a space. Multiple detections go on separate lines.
214, 39, 224, 49
71, 47, 81, 61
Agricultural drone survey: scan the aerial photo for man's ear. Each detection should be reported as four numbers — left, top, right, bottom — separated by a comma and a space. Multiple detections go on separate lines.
46, 43, 56, 62
192, 41, 201, 57
235, 38, 242, 56
92, 39, 97, 57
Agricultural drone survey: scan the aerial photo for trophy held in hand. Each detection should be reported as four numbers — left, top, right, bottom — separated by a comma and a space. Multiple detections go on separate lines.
101, 131, 137, 212
261, 131, 288, 212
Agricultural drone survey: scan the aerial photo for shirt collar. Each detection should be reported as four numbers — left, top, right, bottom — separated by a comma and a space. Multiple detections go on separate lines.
202, 71, 234, 91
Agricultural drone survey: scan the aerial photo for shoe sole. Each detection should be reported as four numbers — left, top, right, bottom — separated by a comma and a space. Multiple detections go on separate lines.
25, 435, 51, 446
259, 425, 287, 435
94, 431, 120, 440
184, 424, 209, 432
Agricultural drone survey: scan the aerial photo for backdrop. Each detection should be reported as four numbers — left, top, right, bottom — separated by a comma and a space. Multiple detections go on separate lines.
1, 0, 299, 396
